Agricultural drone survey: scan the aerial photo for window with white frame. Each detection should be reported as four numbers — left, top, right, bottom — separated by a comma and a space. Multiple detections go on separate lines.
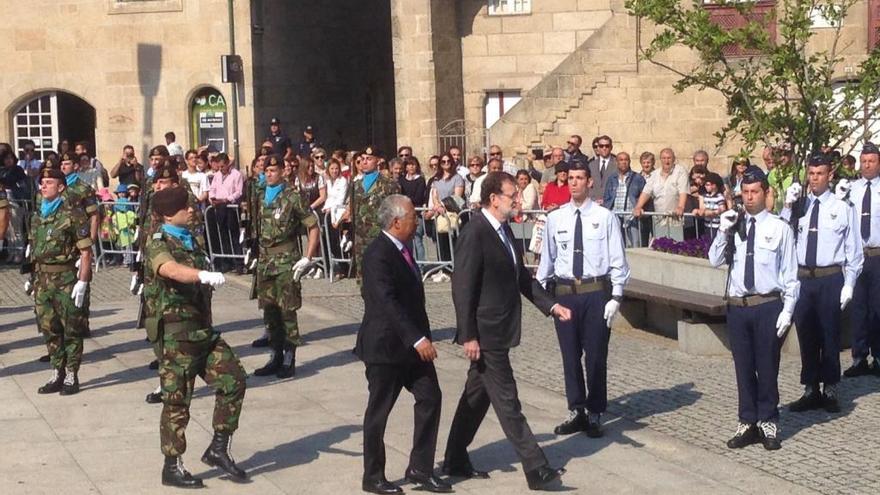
488, 0, 531, 16
13, 93, 58, 161
485, 91, 522, 128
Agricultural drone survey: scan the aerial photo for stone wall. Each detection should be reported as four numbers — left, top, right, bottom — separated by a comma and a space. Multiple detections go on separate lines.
0, 0, 256, 165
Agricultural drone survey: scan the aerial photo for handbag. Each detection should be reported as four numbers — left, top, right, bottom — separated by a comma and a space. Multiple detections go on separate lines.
436, 212, 460, 234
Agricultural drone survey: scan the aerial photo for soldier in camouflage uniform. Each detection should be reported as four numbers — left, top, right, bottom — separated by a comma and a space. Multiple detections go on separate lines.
245, 157, 270, 348
145, 186, 248, 488
29, 168, 93, 396
252, 155, 321, 377
345, 146, 400, 279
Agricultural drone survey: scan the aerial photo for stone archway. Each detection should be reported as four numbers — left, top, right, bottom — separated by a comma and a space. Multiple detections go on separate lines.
11, 91, 96, 159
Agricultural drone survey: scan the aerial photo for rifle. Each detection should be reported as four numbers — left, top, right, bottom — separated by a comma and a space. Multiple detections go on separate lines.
131, 175, 151, 328
248, 179, 261, 300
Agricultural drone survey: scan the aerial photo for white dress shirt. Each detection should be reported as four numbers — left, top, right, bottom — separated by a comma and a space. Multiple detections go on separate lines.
849, 176, 880, 248
780, 189, 863, 287
382, 230, 426, 348
536, 199, 631, 297
481, 208, 517, 265
708, 210, 800, 313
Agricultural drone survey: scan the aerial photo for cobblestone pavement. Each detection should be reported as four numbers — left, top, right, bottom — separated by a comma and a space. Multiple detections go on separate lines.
2, 267, 879, 493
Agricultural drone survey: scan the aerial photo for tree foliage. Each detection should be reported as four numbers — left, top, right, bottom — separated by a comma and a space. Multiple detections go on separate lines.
625, 0, 880, 169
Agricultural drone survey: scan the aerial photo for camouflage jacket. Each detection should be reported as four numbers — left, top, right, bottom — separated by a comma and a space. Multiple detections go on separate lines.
140, 186, 206, 251
349, 173, 400, 275
257, 186, 317, 277
145, 229, 212, 329
29, 200, 92, 266
36, 178, 99, 218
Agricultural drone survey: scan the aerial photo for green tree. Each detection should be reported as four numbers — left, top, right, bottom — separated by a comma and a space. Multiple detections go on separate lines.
625, 0, 880, 170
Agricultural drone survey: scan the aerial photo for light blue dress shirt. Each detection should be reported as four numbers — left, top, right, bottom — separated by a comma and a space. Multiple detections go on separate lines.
849, 176, 880, 248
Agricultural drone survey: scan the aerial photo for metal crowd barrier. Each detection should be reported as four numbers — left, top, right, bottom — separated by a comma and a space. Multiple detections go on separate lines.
204, 203, 247, 269
95, 200, 139, 270
3, 198, 34, 262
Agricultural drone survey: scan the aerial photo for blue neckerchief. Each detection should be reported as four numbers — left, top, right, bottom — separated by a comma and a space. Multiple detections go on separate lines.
264, 182, 285, 206
41, 196, 64, 218
114, 198, 132, 213
363, 170, 380, 193
161, 224, 194, 251
65, 172, 79, 186
147, 167, 156, 178
258, 173, 266, 188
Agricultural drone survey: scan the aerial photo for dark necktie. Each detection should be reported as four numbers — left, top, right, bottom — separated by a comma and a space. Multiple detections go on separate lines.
805, 198, 820, 267
400, 245, 418, 276
600, 159, 607, 178
573, 210, 584, 280
862, 182, 872, 241
744, 218, 756, 291
497, 226, 515, 266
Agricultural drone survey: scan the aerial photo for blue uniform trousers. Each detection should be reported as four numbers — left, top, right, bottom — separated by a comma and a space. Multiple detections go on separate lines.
792, 272, 843, 388
553, 290, 610, 413
851, 255, 880, 361
727, 299, 782, 424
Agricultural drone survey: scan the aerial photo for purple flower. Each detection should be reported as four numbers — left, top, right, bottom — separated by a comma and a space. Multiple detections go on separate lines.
650, 235, 711, 259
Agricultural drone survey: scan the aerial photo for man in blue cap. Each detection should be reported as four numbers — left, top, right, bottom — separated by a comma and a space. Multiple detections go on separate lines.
781, 153, 863, 412
709, 166, 799, 451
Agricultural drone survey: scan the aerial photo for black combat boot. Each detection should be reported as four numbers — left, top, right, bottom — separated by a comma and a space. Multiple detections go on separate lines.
38, 368, 65, 394
277, 345, 296, 378
162, 455, 204, 488
253, 346, 282, 376
59, 369, 79, 396
201, 431, 248, 481
145, 385, 163, 404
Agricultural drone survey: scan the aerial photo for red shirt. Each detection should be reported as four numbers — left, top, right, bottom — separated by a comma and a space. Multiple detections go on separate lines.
541, 181, 571, 210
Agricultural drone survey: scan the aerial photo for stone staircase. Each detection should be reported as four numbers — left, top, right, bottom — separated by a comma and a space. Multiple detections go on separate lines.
489, 7, 639, 151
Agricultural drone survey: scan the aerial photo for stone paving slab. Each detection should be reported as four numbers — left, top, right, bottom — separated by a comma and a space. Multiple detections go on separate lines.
0, 267, 819, 494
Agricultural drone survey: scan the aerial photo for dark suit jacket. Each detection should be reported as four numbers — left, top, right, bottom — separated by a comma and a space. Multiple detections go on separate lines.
588, 155, 617, 201
452, 211, 556, 350
355, 233, 430, 365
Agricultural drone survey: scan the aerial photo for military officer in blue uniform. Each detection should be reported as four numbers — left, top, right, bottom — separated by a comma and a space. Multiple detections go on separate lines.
844, 142, 880, 377
537, 160, 630, 438
781, 153, 863, 412
709, 168, 799, 451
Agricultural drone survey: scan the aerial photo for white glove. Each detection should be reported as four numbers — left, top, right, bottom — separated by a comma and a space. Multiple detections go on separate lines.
239, 228, 246, 245
197, 270, 226, 288
71, 281, 89, 308
718, 210, 739, 233
292, 256, 317, 281
604, 299, 620, 328
775, 310, 792, 338
785, 183, 802, 205
130, 274, 139, 294
835, 179, 851, 201
25, 244, 31, 259
840, 285, 854, 310
75, 258, 81, 269
23, 279, 32, 294
133, 227, 140, 242
243, 248, 252, 268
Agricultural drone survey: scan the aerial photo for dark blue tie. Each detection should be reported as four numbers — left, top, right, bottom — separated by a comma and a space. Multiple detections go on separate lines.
573, 210, 583, 280
805, 198, 819, 267
744, 218, 756, 291
862, 182, 872, 241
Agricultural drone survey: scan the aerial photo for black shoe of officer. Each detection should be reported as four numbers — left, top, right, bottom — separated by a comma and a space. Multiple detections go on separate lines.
585, 413, 603, 438
38, 368, 65, 394
726, 423, 759, 449
201, 431, 248, 481
788, 390, 823, 412
148, 359, 159, 370
823, 385, 841, 413
405, 467, 452, 493
553, 409, 587, 435
251, 335, 270, 348
757, 421, 781, 450
59, 370, 79, 396
362, 478, 403, 494
525, 465, 566, 491
145, 386, 163, 404
162, 456, 204, 488
253, 348, 282, 377
277, 345, 296, 378
441, 459, 490, 479
843, 359, 872, 378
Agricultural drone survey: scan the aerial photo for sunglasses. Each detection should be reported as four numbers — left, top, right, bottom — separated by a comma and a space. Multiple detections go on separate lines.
314, 155, 325, 159
597, 144, 611, 149
489, 152, 502, 156
398, 153, 411, 157
441, 159, 452, 163
469, 162, 482, 167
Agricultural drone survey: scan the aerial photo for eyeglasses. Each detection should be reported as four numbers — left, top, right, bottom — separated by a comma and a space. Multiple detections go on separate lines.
398, 152, 411, 157
597, 143, 611, 149
469, 162, 482, 166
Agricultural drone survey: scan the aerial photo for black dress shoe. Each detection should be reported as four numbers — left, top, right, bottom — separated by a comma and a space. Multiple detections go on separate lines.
788, 391, 823, 412
362, 478, 402, 494
148, 359, 159, 370
145, 391, 163, 404
585, 413, 603, 438
757, 421, 781, 451
553, 409, 587, 435
441, 460, 489, 479
524, 465, 565, 491
823, 394, 841, 413
38, 354, 51, 363
162, 456, 204, 488
843, 360, 872, 378
726, 423, 758, 449
251, 336, 270, 348
405, 468, 452, 493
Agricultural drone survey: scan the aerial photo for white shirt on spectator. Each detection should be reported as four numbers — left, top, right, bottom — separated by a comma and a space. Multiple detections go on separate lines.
324, 175, 349, 224
642, 164, 688, 213
167, 142, 185, 157
182, 170, 210, 200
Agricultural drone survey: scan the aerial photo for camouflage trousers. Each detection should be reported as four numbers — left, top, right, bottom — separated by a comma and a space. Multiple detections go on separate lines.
160, 328, 247, 456
257, 271, 302, 348
33, 270, 85, 372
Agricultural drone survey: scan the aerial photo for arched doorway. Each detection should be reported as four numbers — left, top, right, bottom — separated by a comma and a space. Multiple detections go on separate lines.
190, 87, 228, 152
12, 92, 96, 160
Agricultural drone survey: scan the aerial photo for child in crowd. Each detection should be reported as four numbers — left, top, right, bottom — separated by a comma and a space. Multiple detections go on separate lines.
112, 183, 138, 266
697, 172, 727, 238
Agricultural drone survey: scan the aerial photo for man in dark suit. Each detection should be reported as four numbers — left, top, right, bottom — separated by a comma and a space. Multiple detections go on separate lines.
587, 135, 616, 204
442, 172, 572, 491
355, 195, 452, 494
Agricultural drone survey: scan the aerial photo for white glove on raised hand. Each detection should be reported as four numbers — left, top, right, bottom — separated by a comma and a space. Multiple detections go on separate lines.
23, 279, 32, 294
197, 270, 226, 288
71, 281, 89, 308
25, 244, 31, 259
840, 285, 854, 310
130, 274, 139, 294
292, 257, 317, 281
835, 179, 851, 201
785, 183, 802, 205
604, 299, 620, 329
718, 210, 740, 234
775, 310, 792, 338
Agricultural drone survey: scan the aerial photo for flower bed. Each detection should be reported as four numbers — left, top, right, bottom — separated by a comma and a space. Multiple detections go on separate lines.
650, 236, 711, 259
